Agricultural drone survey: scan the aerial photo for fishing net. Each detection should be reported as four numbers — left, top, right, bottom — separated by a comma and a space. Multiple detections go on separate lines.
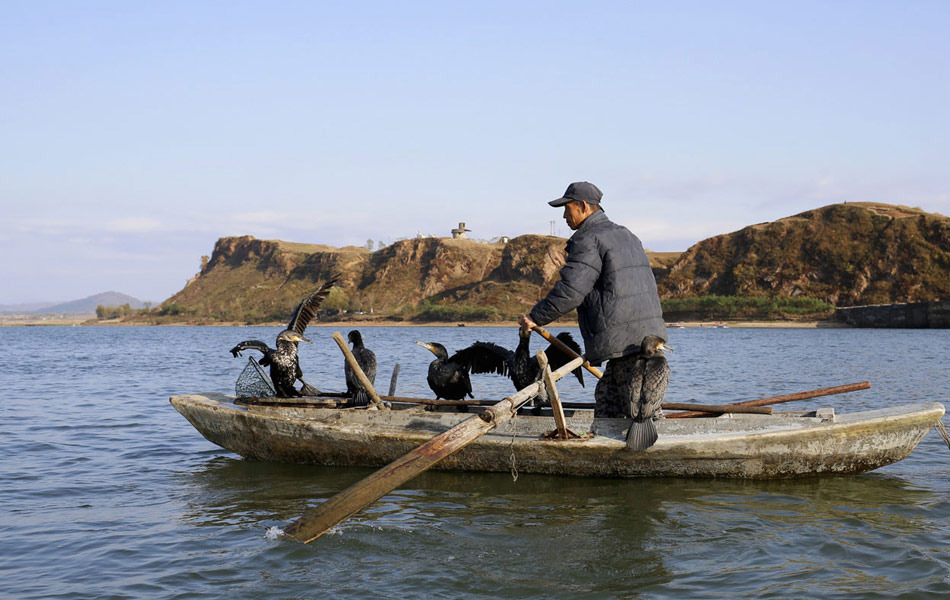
235, 357, 276, 398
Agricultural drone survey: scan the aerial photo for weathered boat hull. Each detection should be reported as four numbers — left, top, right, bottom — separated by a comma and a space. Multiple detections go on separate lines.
170, 393, 944, 479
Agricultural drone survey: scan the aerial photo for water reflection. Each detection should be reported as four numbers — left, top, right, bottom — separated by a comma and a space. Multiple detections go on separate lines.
179, 455, 948, 597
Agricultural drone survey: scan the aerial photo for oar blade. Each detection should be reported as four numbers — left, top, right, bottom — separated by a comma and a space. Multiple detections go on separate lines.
282, 408, 495, 543
282, 355, 584, 543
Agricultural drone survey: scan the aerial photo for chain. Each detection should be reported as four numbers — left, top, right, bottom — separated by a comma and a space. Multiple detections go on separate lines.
935, 420, 950, 451
508, 408, 519, 482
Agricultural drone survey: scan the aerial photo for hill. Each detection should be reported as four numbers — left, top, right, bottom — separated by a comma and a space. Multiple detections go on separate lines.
658, 203, 950, 306
150, 234, 578, 323
0, 302, 57, 315
6, 292, 147, 315
135, 202, 949, 324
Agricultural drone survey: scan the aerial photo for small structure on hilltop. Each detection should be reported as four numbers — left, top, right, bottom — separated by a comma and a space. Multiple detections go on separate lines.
451, 222, 471, 239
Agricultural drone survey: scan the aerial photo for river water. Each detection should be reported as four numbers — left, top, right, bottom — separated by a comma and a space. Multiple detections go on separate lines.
1, 325, 948, 598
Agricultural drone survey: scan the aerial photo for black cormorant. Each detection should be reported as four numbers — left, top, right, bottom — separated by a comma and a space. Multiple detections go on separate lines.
229, 279, 336, 397
626, 335, 671, 451
345, 329, 377, 406
415, 341, 511, 400
510, 329, 585, 392
451, 329, 585, 396
415, 332, 585, 402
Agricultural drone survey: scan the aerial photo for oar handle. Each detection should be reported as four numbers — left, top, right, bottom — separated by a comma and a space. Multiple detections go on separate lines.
532, 325, 603, 379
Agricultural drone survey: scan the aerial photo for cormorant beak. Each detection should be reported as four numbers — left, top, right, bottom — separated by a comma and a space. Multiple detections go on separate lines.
661, 342, 673, 353
415, 341, 436, 355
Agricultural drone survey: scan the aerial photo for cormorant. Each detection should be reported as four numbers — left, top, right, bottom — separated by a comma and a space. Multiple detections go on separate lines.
448, 329, 585, 396
510, 329, 585, 392
345, 329, 377, 406
229, 279, 336, 397
626, 335, 671, 451
415, 332, 585, 402
415, 341, 511, 400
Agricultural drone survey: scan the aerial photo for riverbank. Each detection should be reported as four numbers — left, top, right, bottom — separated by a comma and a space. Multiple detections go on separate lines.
0, 314, 90, 326
1, 315, 833, 328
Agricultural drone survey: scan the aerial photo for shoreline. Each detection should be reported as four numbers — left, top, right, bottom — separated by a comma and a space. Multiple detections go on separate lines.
1, 316, 835, 329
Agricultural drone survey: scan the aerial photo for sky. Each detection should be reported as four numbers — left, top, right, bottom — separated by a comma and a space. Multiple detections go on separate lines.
2, 1, 948, 305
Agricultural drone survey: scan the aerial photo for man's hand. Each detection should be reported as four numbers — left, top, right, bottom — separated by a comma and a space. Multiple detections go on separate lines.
518, 314, 537, 334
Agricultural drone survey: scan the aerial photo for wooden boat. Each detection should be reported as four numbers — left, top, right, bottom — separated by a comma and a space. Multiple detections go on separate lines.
170, 392, 944, 479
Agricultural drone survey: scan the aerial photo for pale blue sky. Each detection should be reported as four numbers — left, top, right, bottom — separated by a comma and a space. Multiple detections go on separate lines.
2, 1, 948, 304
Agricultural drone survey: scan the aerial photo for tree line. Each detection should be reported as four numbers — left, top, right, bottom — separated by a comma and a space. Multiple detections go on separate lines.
94, 303, 152, 320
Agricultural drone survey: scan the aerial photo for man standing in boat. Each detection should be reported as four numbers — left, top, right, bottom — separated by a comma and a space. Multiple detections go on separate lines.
519, 182, 668, 434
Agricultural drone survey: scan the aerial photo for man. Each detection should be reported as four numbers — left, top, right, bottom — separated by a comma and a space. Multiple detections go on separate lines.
519, 181, 668, 426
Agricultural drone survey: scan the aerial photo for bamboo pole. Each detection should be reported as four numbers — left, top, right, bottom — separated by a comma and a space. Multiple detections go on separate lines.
383, 396, 488, 406
282, 356, 585, 543
666, 382, 871, 418
332, 332, 385, 410
662, 402, 772, 415
240, 395, 775, 415
531, 327, 869, 419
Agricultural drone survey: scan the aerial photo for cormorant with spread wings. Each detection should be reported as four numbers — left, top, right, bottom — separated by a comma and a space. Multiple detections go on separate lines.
415, 341, 511, 400
415, 331, 584, 401
229, 279, 336, 397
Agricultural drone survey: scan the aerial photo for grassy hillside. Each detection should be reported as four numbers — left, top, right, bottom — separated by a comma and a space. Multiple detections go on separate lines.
127, 202, 948, 324
659, 203, 950, 307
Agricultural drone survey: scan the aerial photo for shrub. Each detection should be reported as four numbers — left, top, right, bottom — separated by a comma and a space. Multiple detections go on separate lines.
412, 302, 500, 322
661, 295, 834, 320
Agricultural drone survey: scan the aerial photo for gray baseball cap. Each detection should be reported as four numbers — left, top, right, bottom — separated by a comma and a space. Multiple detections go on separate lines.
549, 181, 603, 207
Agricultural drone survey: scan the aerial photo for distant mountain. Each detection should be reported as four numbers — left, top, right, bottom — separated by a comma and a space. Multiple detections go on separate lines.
29, 292, 147, 315
0, 302, 57, 314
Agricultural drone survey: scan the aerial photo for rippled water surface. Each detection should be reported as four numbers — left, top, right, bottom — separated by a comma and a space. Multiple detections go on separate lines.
2, 325, 948, 598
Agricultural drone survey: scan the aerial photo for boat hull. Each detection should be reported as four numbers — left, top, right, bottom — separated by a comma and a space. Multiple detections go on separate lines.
170, 393, 944, 479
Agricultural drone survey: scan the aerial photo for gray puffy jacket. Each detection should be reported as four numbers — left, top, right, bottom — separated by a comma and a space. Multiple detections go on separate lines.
529, 210, 667, 363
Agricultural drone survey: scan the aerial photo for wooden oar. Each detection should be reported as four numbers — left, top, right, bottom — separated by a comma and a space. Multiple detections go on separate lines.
282, 355, 585, 543
332, 331, 385, 410
666, 381, 871, 418
533, 325, 603, 378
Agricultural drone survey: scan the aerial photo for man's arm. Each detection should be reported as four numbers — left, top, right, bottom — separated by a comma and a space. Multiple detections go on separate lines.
526, 236, 602, 327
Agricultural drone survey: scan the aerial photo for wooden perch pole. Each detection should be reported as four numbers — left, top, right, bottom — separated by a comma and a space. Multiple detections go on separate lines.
537, 350, 570, 439
388, 364, 400, 397
332, 332, 386, 410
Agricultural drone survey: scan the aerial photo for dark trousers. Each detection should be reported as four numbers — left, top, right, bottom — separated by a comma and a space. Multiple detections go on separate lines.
593, 353, 638, 418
